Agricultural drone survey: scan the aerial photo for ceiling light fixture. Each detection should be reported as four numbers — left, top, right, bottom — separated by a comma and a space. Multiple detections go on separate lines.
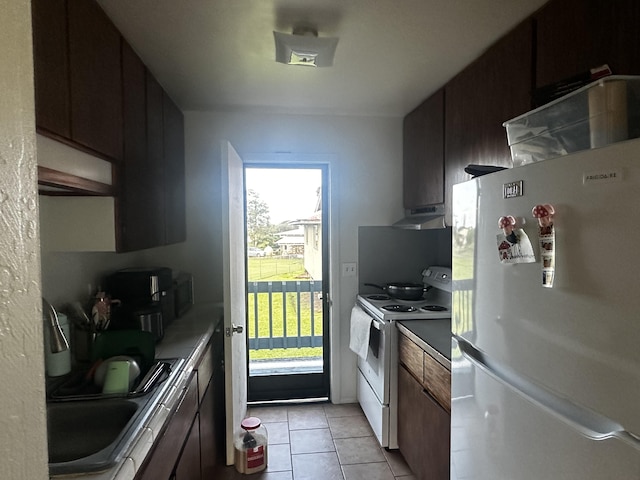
273, 26, 339, 67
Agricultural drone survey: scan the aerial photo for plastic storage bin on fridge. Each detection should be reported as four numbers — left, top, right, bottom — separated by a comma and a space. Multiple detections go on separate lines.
503, 75, 640, 166
234, 417, 268, 474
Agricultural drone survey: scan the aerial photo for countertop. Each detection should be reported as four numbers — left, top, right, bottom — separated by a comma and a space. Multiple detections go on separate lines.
397, 319, 451, 370
50, 301, 223, 480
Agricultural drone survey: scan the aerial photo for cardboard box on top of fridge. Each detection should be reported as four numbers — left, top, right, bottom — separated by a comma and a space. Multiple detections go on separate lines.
503, 75, 640, 167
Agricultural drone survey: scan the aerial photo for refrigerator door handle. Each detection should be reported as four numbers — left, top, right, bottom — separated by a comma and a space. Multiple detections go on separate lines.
455, 336, 640, 450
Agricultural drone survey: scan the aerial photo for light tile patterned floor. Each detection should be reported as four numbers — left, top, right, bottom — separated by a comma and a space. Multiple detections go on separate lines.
212, 402, 416, 480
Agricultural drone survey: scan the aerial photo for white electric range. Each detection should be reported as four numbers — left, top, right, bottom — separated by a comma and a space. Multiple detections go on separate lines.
354, 266, 452, 449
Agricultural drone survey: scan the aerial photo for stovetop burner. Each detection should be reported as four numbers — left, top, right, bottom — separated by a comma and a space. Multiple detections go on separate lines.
358, 266, 452, 321
382, 304, 418, 312
421, 305, 448, 312
367, 294, 391, 301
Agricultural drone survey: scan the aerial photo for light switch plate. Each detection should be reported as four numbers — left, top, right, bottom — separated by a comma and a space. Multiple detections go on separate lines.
342, 262, 357, 277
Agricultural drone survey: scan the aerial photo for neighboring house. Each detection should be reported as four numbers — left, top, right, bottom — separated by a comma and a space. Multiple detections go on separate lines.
275, 226, 304, 257
292, 211, 322, 281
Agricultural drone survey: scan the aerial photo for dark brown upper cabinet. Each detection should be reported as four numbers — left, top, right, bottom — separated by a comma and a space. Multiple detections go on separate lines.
444, 20, 534, 224
33, 0, 186, 252
32, 0, 123, 162
402, 89, 445, 210
67, 0, 123, 162
32, 0, 70, 139
119, 41, 156, 252
535, 0, 640, 90
163, 93, 187, 246
118, 46, 186, 252
144, 72, 168, 248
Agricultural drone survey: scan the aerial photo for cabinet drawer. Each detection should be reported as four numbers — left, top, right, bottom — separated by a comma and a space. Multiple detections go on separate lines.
423, 351, 451, 412
398, 333, 423, 382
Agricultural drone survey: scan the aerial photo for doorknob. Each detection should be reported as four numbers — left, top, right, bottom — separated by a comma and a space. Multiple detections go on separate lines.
226, 324, 244, 337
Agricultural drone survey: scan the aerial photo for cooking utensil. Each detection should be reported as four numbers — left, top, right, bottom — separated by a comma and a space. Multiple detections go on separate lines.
364, 282, 431, 301
70, 301, 94, 332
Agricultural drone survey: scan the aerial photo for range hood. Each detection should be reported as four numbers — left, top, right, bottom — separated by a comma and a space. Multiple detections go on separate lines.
393, 204, 446, 230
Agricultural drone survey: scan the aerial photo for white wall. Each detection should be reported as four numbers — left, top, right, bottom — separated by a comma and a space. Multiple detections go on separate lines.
40, 250, 148, 305
0, 0, 49, 478
151, 110, 405, 402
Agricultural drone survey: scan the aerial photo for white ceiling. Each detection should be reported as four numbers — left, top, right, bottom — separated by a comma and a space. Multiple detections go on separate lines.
97, 0, 548, 117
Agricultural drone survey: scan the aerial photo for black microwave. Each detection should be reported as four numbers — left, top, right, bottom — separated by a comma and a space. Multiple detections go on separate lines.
173, 273, 194, 317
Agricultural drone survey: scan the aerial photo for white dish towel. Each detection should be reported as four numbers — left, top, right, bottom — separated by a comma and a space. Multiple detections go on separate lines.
349, 305, 373, 360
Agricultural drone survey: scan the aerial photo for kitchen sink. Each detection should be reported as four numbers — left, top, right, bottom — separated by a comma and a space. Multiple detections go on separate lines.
48, 399, 141, 464
47, 358, 184, 476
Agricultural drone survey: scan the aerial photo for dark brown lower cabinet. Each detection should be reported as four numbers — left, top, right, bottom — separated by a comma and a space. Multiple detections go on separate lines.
135, 373, 200, 480
397, 364, 450, 480
199, 382, 216, 477
173, 414, 201, 480
200, 363, 225, 476
195, 323, 225, 476
136, 327, 224, 480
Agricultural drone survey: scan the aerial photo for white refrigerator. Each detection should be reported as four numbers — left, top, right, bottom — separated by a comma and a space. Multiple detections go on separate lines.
451, 139, 640, 479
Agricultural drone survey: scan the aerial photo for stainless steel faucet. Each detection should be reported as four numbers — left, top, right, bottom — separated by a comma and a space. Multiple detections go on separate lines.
43, 298, 69, 353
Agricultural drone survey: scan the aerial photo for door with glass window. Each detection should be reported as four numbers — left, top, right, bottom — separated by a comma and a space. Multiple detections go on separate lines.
244, 164, 330, 402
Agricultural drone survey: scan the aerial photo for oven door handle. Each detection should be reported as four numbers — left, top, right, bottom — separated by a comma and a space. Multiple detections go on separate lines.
370, 316, 383, 330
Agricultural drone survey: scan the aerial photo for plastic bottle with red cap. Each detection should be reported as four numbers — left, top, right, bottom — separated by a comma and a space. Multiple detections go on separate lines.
234, 416, 268, 474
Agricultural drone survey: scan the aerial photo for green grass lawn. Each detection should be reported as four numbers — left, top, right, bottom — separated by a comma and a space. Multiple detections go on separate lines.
247, 257, 323, 361
248, 256, 306, 281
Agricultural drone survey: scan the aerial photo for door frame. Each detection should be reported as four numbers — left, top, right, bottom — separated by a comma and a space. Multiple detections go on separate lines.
243, 161, 331, 402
